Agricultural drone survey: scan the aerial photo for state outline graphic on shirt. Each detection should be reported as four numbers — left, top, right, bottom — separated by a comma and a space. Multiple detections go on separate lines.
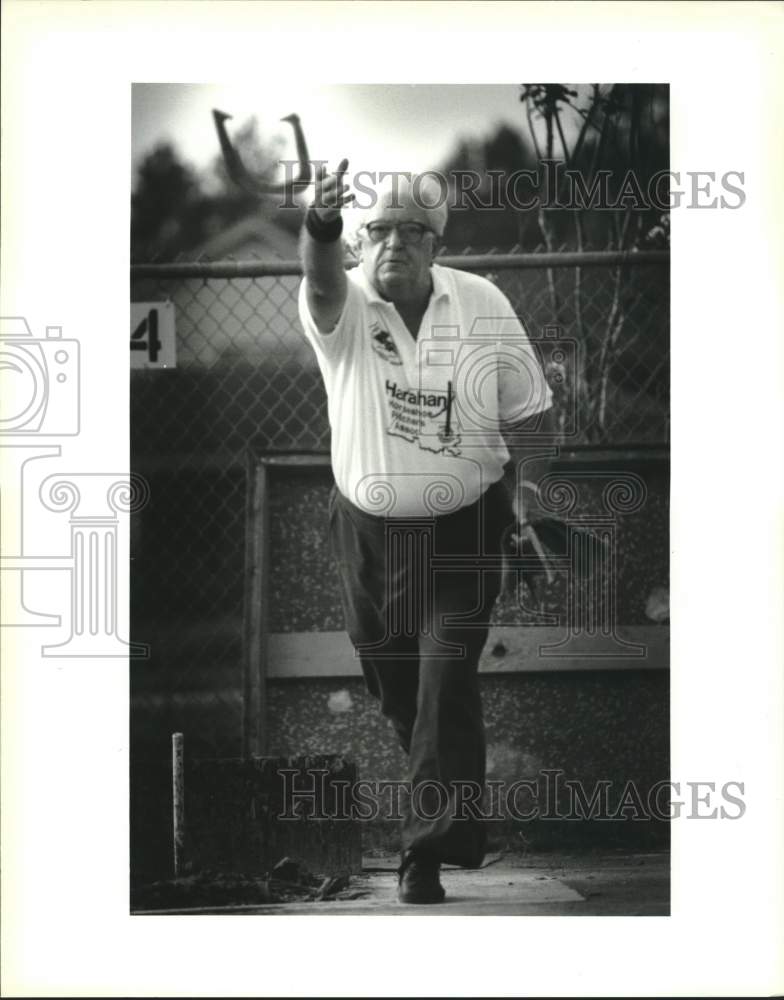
384, 378, 463, 457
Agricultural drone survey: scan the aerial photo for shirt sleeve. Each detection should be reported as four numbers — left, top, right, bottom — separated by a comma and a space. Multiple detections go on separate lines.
297, 276, 362, 359
497, 326, 553, 424
479, 284, 553, 424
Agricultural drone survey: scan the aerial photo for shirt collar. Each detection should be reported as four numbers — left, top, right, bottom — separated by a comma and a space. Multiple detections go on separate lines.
351, 262, 451, 306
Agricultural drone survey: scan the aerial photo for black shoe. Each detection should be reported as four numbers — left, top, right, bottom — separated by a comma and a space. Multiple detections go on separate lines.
397, 851, 446, 904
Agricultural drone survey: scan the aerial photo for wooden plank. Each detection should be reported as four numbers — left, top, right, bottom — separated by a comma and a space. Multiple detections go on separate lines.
256, 453, 331, 467
242, 460, 269, 756
131, 452, 332, 474
266, 626, 669, 678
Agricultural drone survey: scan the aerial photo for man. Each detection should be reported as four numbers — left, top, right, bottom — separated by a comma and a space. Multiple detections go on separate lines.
297, 162, 553, 903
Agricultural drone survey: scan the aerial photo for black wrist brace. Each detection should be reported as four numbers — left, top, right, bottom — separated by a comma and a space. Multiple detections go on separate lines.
305, 207, 343, 243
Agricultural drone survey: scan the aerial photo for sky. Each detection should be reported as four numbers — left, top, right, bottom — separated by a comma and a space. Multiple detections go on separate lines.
131, 83, 551, 187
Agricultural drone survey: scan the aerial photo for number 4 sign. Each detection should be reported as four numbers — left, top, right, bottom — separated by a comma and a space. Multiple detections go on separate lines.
130, 302, 177, 369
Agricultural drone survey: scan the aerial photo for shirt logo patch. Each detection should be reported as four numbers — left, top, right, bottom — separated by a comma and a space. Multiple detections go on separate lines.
370, 325, 402, 365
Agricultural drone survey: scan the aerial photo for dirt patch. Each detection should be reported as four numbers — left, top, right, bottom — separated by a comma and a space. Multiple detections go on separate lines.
131, 856, 371, 912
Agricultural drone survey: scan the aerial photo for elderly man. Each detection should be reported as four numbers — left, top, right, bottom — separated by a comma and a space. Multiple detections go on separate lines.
297, 162, 553, 903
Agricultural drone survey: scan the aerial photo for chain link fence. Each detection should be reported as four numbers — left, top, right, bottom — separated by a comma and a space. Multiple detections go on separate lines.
130, 248, 669, 758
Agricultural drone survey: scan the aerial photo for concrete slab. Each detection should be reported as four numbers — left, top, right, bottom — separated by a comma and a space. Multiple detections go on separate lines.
135, 869, 580, 915
132, 850, 670, 917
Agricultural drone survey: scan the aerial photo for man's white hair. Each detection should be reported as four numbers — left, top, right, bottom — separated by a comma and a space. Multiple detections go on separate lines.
345, 172, 449, 249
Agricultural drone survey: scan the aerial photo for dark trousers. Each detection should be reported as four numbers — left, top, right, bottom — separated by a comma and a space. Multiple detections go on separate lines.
328, 479, 514, 867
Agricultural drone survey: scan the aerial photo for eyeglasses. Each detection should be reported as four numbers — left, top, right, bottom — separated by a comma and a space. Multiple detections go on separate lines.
362, 222, 435, 246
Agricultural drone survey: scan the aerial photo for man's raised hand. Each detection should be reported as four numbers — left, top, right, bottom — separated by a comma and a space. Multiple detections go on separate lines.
311, 159, 354, 222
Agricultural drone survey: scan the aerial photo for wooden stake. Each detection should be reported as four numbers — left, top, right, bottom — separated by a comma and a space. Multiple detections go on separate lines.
172, 732, 185, 877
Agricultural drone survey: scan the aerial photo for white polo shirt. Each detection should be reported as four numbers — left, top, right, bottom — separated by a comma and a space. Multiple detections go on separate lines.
298, 263, 552, 516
